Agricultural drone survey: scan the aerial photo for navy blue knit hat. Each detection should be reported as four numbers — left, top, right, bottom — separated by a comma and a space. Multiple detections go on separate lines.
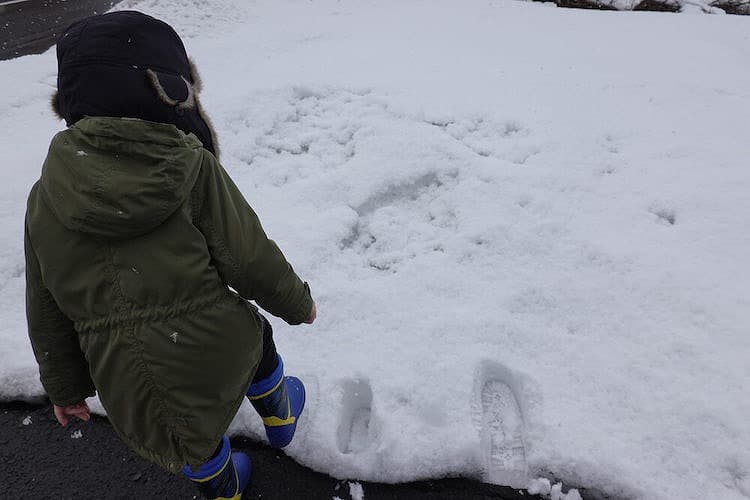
53, 11, 218, 156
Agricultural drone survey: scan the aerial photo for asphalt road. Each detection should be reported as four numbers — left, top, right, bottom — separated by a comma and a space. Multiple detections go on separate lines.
0, 0, 122, 60
0, 401, 541, 500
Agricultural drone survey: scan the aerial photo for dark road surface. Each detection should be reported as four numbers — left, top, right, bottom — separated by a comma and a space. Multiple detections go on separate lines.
0, 2, 552, 499
0, 401, 542, 499
0, 0, 122, 60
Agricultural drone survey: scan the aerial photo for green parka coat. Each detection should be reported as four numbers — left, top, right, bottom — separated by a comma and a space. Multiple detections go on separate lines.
25, 116, 313, 473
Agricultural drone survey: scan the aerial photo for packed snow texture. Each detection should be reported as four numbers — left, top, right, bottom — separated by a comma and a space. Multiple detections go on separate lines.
530, 478, 583, 500
349, 482, 365, 500
1, 1, 749, 500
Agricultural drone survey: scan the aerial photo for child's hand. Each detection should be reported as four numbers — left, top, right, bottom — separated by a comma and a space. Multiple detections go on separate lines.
304, 302, 317, 324
53, 401, 91, 426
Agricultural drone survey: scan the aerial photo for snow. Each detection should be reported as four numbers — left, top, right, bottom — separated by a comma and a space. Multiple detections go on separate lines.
330, 481, 365, 500
530, 478, 584, 500
528, 478, 582, 500
1, 1, 749, 499
349, 482, 364, 500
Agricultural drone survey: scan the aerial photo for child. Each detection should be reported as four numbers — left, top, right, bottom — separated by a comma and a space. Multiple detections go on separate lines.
24, 11, 315, 499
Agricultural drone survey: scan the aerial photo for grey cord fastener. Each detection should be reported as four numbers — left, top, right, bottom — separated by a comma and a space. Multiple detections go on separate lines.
146, 69, 196, 111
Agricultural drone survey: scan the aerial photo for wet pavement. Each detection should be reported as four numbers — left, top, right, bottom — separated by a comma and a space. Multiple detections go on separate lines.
0, 401, 541, 499
0, 0, 122, 60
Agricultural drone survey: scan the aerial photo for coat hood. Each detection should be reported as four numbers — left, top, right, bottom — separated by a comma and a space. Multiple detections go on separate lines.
40, 116, 203, 238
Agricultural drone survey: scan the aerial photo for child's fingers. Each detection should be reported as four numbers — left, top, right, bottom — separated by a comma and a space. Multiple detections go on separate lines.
53, 406, 69, 427
66, 406, 91, 421
54, 402, 91, 426
304, 302, 317, 324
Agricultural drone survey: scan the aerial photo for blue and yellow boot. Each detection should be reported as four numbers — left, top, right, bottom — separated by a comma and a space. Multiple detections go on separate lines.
247, 355, 305, 448
183, 435, 251, 500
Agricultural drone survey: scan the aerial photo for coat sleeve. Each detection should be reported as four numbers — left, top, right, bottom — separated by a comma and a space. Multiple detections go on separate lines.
194, 154, 313, 325
25, 222, 95, 407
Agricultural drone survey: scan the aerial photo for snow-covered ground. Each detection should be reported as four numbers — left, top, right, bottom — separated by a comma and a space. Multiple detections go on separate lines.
1, 1, 749, 499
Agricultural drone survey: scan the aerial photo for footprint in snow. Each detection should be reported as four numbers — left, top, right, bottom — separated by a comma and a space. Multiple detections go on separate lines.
476, 360, 528, 488
336, 378, 375, 454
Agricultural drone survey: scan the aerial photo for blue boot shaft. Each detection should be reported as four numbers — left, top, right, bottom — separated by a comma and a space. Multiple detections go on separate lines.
247, 355, 305, 448
183, 436, 251, 500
